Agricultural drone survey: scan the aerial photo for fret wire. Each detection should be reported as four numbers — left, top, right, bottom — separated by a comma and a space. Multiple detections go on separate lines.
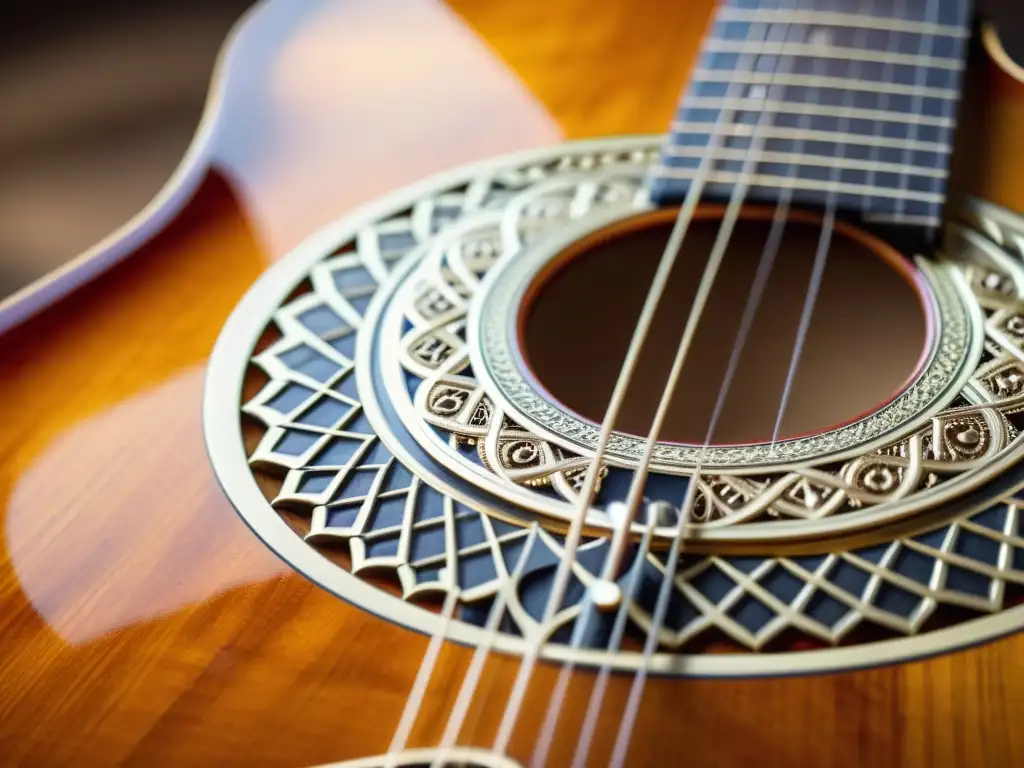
650, 2, 969, 214
681, 96, 954, 128
651, 167, 945, 204
862, 0, 911, 213
670, 122, 951, 153
715, 8, 968, 37
663, 145, 947, 178
690, 69, 959, 99
864, 212, 944, 226
894, 0, 967, 221
702, 40, 964, 70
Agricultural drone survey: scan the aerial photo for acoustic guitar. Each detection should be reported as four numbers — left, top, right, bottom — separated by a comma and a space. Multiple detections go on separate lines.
5, 1, 1024, 765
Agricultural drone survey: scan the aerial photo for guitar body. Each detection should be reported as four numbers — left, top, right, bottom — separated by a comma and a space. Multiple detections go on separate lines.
4, 2, 1024, 765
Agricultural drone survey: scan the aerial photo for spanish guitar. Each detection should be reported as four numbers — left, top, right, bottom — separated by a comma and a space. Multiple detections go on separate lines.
4, 1, 1024, 766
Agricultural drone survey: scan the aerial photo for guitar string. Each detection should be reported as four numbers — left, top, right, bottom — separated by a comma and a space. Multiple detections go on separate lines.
384, 1, 959, 765
554, 9, 855, 767
595, 6, 882, 765
386, 480, 544, 765
770, 0, 948, 448
380, 10, 764, 762
530, 11, 809, 767
502, 0, 946, 760
532, 1, 959, 764
608, 4, 952, 767
487, 15, 786, 758
436, 13, 778, 765
386, 587, 460, 761
428, 522, 541, 768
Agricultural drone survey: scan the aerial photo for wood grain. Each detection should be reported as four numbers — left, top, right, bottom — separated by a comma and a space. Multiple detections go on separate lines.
2, 1, 1024, 765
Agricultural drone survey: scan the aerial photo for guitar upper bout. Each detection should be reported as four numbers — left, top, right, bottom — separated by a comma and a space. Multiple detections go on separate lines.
954, 19, 1024, 213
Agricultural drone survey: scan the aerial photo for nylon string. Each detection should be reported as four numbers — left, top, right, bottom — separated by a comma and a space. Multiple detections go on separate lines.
383, 1, 956, 766
532, 9, 811, 766
609, 3, 947, 767
406, 9, 779, 762
548, 4, 870, 765
487, 14, 788, 759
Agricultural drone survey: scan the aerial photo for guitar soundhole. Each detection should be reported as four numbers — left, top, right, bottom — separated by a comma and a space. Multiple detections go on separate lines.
521, 210, 930, 445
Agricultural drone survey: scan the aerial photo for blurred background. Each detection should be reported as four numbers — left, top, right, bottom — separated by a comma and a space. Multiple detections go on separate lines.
0, 0, 254, 298
1, 0, 1023, 305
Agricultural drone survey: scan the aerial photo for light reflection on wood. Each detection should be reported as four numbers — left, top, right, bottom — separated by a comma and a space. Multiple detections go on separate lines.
211, 0, 561, 259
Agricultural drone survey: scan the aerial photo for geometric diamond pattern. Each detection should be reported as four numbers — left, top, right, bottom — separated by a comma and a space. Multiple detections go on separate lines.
244, 241, 1024, 653
235, 141, 1024, 659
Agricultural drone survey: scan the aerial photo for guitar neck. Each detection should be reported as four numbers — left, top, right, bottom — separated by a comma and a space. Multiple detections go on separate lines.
648, 0, 974, 239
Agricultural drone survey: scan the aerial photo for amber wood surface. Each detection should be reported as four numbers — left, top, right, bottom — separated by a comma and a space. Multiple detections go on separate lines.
3, 1, 1024, 765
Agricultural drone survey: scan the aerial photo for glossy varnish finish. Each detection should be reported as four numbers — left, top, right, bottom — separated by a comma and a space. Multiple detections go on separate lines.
3, 1, 1024, 764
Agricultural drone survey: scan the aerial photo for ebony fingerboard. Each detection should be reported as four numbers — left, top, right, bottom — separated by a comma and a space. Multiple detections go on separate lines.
648, 0, 973, 232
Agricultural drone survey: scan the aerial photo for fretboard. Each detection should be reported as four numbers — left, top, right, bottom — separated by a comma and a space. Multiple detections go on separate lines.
648, 0, 973, 231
